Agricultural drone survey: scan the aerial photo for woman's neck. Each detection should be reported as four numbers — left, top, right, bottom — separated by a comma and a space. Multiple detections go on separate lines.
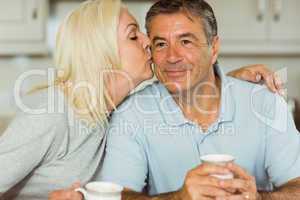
106, 74, 142, 114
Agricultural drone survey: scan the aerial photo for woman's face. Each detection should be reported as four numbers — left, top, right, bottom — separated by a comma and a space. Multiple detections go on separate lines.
117, 8, 153, 85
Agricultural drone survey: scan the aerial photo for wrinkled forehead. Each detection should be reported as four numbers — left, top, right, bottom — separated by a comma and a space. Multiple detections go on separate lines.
147, 12, 205, 39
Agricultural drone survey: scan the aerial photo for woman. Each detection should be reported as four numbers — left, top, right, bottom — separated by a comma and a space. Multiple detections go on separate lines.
0, 0, 280, 200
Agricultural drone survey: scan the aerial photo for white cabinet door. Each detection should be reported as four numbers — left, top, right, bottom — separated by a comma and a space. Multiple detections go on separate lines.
0, 0, 47, 41
0, 0, 48, 55
206, 0, 267, 42
205, 0, 300, 54
269, 0, 300, 41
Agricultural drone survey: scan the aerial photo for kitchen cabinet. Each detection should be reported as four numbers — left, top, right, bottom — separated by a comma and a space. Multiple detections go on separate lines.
270, 0, 300, 41
206, 0, 300, 55
0, 0, 49, 55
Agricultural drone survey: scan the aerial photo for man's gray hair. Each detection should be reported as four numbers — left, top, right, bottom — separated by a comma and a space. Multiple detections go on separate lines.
145, 0, 218, 45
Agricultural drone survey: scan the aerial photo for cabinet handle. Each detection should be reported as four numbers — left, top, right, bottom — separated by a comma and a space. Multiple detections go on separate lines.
32, 0, 38, 20
273, 0, 282, 21
32, 8, 38, 19
257, 0, 266, 21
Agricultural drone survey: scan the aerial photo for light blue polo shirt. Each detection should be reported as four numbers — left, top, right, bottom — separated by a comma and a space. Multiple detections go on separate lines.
99, 65, 300, 195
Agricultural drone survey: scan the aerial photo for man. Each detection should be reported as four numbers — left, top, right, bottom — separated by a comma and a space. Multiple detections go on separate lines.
98, 1, 300, 200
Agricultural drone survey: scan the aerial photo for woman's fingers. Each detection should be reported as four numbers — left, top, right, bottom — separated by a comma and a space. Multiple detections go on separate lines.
48, 182, 83, 200
70, 181, 81, 189
261, 72, 277, 93
274, 73, 285, 95
245, 64, 284, 95
241, 70, 259, 83
228, 64, 285, 95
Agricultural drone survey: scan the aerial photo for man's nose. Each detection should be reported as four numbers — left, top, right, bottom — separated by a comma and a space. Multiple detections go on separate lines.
166, 46, 183, 64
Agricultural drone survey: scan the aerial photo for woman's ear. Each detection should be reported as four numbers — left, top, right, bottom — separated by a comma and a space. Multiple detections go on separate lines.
210, 36, 220, 65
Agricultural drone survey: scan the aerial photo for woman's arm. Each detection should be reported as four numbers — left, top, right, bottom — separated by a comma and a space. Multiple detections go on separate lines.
0, 111, 63, 193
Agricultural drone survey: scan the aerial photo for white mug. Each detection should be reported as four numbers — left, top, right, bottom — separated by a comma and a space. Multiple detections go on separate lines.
200, 154, 235, 180
75, 182, 123, 200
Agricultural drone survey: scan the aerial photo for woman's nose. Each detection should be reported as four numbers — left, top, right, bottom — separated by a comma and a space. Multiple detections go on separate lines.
141, 33, 151, 58
141, 33, 151, 50
145, 45, 152, 58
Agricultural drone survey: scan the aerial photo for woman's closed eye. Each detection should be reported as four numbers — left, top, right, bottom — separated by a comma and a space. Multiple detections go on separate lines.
128, 29, 138, 41
130, 36, 138, 40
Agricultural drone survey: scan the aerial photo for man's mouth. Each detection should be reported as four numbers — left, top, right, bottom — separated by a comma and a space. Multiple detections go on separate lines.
164, 69, 188, 78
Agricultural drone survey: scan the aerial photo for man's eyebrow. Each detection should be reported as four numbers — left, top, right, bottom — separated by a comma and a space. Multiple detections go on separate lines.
178, 33, 199, 41
152, 33, 200, 43
152, 36, 166, 43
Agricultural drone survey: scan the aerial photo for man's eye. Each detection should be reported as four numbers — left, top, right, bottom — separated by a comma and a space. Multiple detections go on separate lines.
155, 42, 166, 48
182, 40, 192, 45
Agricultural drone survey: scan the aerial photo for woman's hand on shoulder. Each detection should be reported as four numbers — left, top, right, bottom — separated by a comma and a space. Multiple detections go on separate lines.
228, 64, 284, 95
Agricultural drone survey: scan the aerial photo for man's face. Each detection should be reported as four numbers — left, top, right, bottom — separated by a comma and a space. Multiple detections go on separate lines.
148, 12, 219, 94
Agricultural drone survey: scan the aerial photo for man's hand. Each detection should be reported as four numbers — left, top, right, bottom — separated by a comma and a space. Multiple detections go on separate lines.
178, 163, 236, 200
48, 182, 83, 200
216, 163, 259, 200
122, 163, 237, 200
227, 64, 284, 95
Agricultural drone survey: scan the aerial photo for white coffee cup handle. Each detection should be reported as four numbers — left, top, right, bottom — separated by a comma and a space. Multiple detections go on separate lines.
75, 187, 87, 199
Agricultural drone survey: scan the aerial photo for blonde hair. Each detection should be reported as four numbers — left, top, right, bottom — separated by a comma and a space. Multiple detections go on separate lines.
54, 0, 122, 124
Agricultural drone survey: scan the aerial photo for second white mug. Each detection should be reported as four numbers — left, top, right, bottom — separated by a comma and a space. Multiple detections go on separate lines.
75, 181, 123, 200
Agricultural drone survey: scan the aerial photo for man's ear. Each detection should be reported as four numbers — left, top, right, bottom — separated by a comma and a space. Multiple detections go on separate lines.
210, 36, 220, 65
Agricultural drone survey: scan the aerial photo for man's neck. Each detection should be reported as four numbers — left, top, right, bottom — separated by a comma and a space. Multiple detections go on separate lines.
173, 71, 221, 131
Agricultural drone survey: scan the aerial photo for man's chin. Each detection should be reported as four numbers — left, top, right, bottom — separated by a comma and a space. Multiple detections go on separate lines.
156, 77, 189, 94
164, 83, 188, 95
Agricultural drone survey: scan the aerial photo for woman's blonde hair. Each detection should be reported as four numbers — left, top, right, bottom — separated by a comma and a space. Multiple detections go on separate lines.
54, 0, 122, 124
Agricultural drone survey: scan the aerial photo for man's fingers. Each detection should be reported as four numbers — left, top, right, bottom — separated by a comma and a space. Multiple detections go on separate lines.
199, 196, 215, 200
226, 163, 252, 180
216, 192, 254, 200
193, 163, 231, 177
220, 179, 249, 192
189, 175, 223, 188
198, 186, 232, 198
216, 194, 244, 200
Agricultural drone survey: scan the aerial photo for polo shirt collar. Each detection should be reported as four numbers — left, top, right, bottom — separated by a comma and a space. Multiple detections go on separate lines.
157, 64, 236, 127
